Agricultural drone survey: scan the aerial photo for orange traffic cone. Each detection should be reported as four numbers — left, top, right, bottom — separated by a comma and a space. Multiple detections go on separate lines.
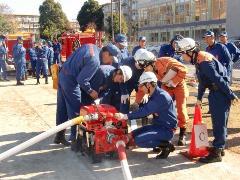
188, 105, 209, 158
181, 105, 209, 159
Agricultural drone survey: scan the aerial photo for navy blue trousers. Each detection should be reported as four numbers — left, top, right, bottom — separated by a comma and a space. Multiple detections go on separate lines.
0, 60, 7, 79
56, 72, 82, 140
132, 125, 174, 148
208, 90, 231, 149
15, 61, 25, 81
36, 59, 48, 78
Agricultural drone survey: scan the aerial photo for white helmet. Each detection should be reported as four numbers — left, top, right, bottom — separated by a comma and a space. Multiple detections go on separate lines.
139, 72, 158, 85
134, 49, 156, 68
119, 65, 132, 82
175, 38, 196, 54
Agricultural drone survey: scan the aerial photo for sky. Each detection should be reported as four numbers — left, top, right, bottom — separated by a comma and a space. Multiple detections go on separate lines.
0, 0, 111, 21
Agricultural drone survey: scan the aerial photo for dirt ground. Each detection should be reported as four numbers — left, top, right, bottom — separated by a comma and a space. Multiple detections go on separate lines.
0, 74, 240, 180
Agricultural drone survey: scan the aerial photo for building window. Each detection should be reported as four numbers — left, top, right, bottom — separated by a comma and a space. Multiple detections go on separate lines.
212, 0, 226, 20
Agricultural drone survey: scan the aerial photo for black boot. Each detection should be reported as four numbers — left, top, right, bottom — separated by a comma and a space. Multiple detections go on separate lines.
152, 147, 161, 153
156, 141, 175, 159
178, 128, 186, 146
36, 78, 40, 85
54, 130, 70, 146
199, 147, 222, 163
71, 139, 79, 152
45, 76, 48, 84
4, 78, 10, 81
208, 147, 225, 156
32, 71, 36, 78
16, 80, 24, 85
25, 73, 28, 80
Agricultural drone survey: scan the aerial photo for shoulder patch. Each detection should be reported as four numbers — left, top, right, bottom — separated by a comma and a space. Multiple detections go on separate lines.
197, 51, 214, 64
89, 45, 95, 57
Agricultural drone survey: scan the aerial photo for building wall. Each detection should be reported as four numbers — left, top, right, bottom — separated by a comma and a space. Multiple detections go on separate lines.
14, 14, 40, 35
70, 21, 80, 32
102, 2, 118, 30
137, 0, 227, 43
102, 0, 138, 41
226, 0, 240, 39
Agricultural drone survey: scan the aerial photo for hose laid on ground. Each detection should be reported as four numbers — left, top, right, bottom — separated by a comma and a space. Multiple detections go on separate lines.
0, 114, 98, 162
116, 141, 133, 180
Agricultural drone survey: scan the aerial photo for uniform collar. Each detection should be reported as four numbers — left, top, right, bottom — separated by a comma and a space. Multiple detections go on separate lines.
208, 41, 216, 48
149, 86, 159, 99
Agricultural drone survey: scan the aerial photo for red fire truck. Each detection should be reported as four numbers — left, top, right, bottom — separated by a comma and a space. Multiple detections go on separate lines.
61, 29, 103, 61
6, 32, 35, 62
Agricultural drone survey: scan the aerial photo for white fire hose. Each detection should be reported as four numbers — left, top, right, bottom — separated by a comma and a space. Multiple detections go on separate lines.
107, 132, 132, 180
0, 113, 133, 180
116, 141, 133, 180
0, 114, 98, 162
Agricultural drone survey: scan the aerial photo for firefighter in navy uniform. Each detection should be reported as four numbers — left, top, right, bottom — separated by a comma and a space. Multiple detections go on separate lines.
175, 38, 239, 163
115, 72, 178, 159
54, 44, 100, 146
115, 34, 130, 62
134, 48, 189, 146
158, 34, 184, 62
13, 36, 26, 85
203, 31, 232, 81
132, 36, 146, 56
219, 31, 240, 84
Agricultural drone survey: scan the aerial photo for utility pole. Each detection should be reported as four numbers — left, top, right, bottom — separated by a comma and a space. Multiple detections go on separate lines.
111, 0, 114, 41
119, 0, 121, 34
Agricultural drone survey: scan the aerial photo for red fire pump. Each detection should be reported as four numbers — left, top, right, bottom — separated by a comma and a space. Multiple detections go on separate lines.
75, 104, 129, 163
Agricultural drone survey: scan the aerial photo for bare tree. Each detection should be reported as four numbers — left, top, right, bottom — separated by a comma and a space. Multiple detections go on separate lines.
0, 4, 18, 35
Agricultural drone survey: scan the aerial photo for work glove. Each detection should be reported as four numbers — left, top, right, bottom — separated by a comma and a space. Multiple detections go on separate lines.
231, 94, 239, 106
165, 80, 177, 88
114, 113, 128, 120
94, 98, 102, 105
196, 99, 202, 107
121, 94, 130, 104
141, 94, 149, 104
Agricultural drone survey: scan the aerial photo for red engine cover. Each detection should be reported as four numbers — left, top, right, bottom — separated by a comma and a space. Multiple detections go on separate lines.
79, 104, 128, 154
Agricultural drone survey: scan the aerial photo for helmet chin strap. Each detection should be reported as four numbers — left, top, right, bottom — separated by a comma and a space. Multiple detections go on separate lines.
186, 51, 198, 65
144, 83, 151, 94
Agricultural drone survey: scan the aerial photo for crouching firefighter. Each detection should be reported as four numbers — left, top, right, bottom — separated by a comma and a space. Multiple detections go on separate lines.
70, 65, 133, 151
134, 48, 189, 146
54, 44, 100, 146
115, 72, 178, 159
175, 38, 239, 163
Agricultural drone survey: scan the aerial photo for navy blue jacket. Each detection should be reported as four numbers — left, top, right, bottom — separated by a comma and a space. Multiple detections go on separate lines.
196, 58, 236, 101
206, 42, 231, 71
29, 48, 37, 61
119, 48, 130, 63
61, 44, 100, 94
13, 43, 26, 63
0, 45, 7, 60
47, 47, 54, 63
121, 57, 143, 94
223, 42, 240, 63
53, 42, 62, 55
36, 45, 49, 59
81, 65, 112, 105
88, 65, 116, 94
132, 45, 142, 56
158, 44, 183, 62
128, 87, 178, 130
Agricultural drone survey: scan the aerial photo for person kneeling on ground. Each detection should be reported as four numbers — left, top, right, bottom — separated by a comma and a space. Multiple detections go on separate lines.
115, 72, 178, 159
